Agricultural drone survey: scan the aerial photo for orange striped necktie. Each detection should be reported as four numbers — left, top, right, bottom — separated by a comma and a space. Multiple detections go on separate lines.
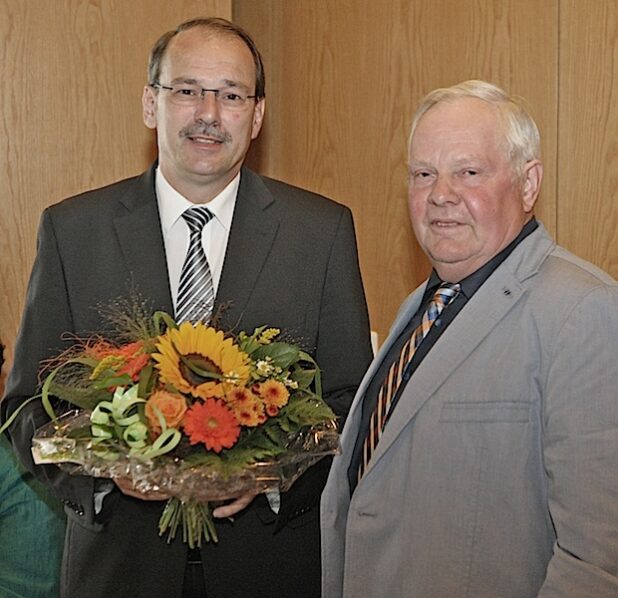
358, 283, 461, 482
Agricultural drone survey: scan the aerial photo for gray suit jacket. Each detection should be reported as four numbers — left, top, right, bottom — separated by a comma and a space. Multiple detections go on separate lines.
321, 223, 618, 597
3, 165, 373, 598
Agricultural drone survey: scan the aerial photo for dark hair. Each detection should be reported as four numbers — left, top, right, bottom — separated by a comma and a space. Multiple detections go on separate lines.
147, 17, 265, 99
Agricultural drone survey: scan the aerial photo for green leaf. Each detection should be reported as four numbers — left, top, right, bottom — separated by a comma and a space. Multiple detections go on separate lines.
46, 382, 111, 411
153, 311, 178, 335
252, 343, 299, 369
289, 367, 315, 390
137, 364, 157, 397
91, 373, 133, 390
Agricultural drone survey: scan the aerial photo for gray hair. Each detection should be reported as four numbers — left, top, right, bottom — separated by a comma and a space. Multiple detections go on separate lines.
147, 17, 265, 99
409, 80, 540, 178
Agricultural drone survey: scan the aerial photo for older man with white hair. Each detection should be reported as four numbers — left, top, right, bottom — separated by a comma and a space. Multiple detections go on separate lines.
321, 80, 618, 597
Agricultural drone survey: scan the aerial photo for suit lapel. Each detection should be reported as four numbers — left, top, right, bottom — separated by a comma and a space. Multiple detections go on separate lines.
112, 166, 174, 314
359, 224, 556, 480
215, 168, 279, 326
337, 286, 427, 460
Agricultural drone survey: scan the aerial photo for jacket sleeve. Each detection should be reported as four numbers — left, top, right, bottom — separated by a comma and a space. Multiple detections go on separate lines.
2, 210, 96, 524
275, 206, 373, 529
539, 284, 618, 596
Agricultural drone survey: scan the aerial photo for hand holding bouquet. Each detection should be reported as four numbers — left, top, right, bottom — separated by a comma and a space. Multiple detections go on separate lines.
24, 308, 338, 547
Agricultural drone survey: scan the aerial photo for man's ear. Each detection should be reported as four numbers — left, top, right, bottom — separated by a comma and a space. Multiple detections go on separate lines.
251, 98, 265, 140
142, 86, 157, 129
521, 159, 543, 213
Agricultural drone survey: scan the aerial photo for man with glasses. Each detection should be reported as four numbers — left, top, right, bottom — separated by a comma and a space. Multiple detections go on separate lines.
2, 17, 372, 598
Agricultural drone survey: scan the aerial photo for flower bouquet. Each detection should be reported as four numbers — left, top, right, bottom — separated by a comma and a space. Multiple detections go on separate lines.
26, 307, 338, 547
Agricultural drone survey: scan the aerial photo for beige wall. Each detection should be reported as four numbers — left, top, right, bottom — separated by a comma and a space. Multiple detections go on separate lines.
2, 1, 617, 390
559, 0, 618, 274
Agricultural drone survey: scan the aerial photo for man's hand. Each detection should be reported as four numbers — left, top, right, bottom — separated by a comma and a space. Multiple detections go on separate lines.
115, 478, 257, 516
212, 492, 257, 518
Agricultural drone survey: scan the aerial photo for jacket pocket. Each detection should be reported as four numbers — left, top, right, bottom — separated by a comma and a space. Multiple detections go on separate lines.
439, 400, 530, 423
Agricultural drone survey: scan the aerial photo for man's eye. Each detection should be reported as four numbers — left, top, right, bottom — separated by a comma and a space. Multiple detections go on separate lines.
176, 87, 198, 96
222, 92, 243, 102
463, 169, 478, 176
409, 171, 433, 186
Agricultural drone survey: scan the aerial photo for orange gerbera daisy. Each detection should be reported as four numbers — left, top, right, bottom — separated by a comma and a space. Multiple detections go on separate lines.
183, 399, 241, 452
256, 380, 290, 409
153, 322, 251, 399
225, 387, 264, 427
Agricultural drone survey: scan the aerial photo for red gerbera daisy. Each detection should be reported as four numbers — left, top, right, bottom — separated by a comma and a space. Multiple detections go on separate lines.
183, 399, 241, 453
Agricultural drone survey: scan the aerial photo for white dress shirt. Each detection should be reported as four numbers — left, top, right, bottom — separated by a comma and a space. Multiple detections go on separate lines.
155, 167, 238, 311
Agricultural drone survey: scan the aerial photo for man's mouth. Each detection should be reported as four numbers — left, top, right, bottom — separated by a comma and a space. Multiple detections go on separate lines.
431, 219, 462, 228
181, 123, 230, 145
188, 135, 224, 145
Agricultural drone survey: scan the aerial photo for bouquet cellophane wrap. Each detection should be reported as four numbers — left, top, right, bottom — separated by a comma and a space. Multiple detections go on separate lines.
32, 410, 340, 502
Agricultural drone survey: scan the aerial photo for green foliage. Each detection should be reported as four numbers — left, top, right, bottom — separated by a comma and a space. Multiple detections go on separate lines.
252, 342, 300, 370
280, 395, 336, 430
47, 382, 111, 412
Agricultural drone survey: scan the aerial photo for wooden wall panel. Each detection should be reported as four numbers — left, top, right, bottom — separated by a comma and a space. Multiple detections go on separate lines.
558, 1, 618, 274
5, 0, 616, 390
0, 0, 231, 390
235, 0, 558, 341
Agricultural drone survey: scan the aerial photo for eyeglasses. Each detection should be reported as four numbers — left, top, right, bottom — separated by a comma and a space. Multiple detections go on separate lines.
152, 82, 257, 110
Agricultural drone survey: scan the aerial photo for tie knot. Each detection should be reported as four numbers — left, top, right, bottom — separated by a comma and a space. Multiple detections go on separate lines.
182, 206, 213, 233
433, 282, 461, 307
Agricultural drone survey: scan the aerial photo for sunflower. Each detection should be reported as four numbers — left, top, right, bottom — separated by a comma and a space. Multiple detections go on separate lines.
153, 322, 251, 399
183, 398, 241, 452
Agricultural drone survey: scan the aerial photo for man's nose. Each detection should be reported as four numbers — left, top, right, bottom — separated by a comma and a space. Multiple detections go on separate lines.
429, 175, 457, 204
194, 90, 221, 121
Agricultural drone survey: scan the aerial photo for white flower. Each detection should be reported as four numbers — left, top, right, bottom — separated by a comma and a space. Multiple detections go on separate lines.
256, 359, 274, 376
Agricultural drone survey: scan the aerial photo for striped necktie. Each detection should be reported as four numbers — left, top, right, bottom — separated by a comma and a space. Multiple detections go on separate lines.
358, 283, 461, 481
176, 206, 214, 324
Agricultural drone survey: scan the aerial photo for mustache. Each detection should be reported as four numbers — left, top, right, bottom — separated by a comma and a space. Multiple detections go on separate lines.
180, 121, 231, 143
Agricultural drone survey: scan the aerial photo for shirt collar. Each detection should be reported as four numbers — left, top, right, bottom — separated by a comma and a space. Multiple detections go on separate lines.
155, 167, 239, 234
426, 217, 539, 300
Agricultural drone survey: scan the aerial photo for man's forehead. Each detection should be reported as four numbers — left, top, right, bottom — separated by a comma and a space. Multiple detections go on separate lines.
411, 99, 503, 151
420, 97, 499, 129
163, 29, 250, 67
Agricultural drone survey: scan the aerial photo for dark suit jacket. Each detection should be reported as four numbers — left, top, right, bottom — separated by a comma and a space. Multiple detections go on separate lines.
2, 165, 373, 598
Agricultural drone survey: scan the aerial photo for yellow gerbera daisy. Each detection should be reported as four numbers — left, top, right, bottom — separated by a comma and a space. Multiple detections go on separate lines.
153, 322, 251, 399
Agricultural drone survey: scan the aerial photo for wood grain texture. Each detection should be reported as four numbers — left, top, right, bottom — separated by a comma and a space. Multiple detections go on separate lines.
0, 0, 230, 391
235, 0, 558, 341
5, 0, 616, 394
558, 0, 618, 274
